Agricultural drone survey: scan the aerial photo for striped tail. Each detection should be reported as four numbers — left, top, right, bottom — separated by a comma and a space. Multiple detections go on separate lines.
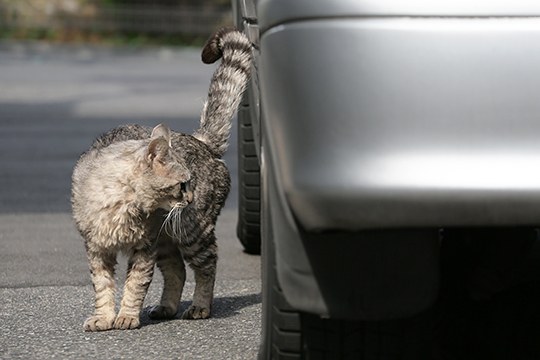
194, 27, 252, 158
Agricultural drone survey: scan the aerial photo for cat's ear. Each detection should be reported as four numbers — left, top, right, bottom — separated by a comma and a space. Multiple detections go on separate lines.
150, 123, 171, 147
147, 137, 169, 163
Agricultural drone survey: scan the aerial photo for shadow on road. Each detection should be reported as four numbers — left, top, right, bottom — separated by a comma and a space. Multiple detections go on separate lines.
210, 293, 262, 319
140, 292, 262, 327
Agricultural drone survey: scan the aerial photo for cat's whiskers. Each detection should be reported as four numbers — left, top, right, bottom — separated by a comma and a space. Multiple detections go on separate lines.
159, 204, 184, 240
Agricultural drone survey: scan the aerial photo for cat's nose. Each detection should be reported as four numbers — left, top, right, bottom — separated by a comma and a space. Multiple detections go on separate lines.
184, 190, 194, 204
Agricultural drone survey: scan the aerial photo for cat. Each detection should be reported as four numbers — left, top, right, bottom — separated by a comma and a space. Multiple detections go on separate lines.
71, 27, 252, 331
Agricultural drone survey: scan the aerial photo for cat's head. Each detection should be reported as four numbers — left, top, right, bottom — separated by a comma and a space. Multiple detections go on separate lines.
142, 124, 193, 212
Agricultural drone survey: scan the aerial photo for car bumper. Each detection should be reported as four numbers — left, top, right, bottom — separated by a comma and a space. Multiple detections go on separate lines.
260, 15, 540, 232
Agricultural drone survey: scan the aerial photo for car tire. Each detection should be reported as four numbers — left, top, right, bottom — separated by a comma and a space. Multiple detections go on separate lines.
261, 231, 435, 360
236, 89, 262, 254
260, 183, 436, 360
260, 207, 302, 359
234, 0, 262, 254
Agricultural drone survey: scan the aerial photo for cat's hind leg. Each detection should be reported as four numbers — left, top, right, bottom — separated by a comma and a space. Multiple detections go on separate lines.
149, 236, 186, 319
84, 249, 117, 332
181, 235, 217, 320
114, 246, 155, 330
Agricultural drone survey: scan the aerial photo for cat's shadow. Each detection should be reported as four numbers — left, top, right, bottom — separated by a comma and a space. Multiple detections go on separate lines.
140, 292, 261, 327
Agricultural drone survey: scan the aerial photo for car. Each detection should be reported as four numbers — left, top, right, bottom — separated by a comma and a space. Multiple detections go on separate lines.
233, 1, 540, 358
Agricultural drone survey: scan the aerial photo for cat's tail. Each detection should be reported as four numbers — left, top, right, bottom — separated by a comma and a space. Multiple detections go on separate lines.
194, 27, 252, 158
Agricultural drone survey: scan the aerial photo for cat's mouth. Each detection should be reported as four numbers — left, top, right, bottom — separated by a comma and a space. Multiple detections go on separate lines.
167, 185, 193, 210
181, 183, 194, 204
157, 181, 193, 211
158, 193, 193, 212
177, 181, 193, 207
169, 195, 192, 211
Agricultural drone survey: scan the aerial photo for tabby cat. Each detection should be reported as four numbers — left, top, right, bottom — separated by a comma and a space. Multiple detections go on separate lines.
71, 27, 252, 331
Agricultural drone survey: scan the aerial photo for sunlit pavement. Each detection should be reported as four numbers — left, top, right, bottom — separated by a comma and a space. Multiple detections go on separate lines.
0, 41, 261, 359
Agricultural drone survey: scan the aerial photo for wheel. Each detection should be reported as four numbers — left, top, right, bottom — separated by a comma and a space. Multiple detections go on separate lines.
259, 203, 302, 359
236, 87, 262, 254
234, 0, 262, 254
260, 228, 435, 360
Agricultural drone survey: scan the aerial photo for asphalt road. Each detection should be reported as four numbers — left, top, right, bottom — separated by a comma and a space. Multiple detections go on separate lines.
0, 41, 261, 359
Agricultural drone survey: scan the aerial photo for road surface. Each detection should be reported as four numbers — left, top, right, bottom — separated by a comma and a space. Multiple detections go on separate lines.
0, 40, 261, 359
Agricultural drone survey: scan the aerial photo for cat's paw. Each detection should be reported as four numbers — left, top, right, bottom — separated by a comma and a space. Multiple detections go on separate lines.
83, 315, 115, 332
113, 314, 140, 330
181, 305, 211, 320
148, 305, 177, 320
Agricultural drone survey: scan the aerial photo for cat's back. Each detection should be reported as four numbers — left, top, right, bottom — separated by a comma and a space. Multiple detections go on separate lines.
90, 124, 151, 151
172, 132, 228, 174
75, 125, 148, 177
77, 123, 228, 189
73, 124, 150, 181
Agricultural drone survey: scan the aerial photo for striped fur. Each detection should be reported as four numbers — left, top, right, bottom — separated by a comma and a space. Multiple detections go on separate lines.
72, 28, 252, 331
194, 27, 252, 158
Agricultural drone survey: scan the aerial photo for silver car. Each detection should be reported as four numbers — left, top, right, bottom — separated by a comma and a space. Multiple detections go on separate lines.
233, 1, 540, 358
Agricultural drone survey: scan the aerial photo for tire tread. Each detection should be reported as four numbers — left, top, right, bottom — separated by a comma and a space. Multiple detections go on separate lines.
237, 87, 261, 254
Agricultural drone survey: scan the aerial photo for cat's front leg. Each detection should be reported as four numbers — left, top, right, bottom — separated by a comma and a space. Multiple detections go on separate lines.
84, 249, 117, 332
182, 269, 215, 319
149, 237, 186, 320
182, 239, 217, 320
114, 246, 155, 330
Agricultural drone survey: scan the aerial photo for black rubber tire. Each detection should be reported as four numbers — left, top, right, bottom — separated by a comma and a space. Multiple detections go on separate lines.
234, 0, 262, 254
261, 226, 435, 360
236, 90, 262, 254
260, 211, 302, 360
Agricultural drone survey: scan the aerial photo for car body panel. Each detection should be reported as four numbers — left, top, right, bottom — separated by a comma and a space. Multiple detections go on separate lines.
259, 0, 540, 33
260, 17, 540, 232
